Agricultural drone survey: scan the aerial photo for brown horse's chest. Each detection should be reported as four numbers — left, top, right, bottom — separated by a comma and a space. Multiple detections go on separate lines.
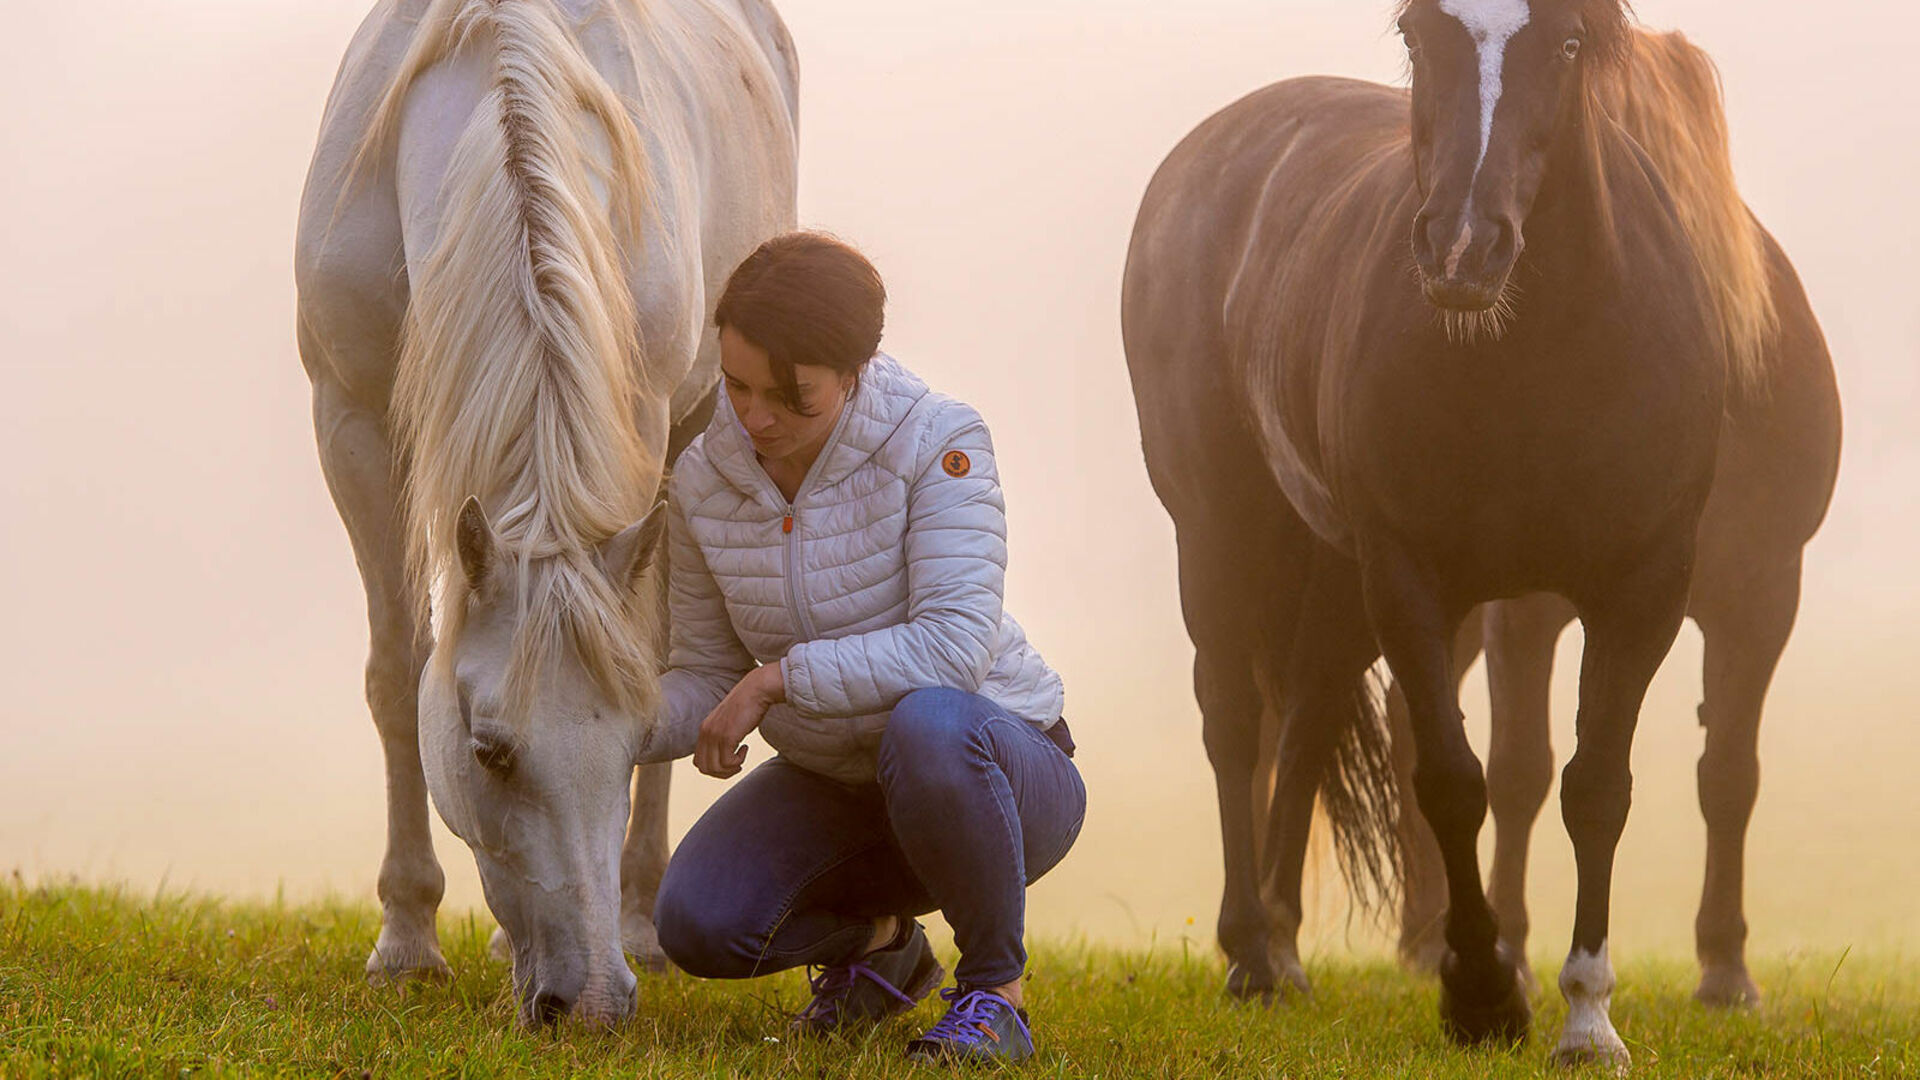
1335, 330, 1722, 588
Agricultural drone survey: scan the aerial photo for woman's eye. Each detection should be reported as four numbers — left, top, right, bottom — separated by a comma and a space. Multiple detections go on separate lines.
1561, 36, 1582, 60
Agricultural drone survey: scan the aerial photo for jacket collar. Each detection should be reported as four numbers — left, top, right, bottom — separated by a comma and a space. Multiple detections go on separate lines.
703, 354, 929, 510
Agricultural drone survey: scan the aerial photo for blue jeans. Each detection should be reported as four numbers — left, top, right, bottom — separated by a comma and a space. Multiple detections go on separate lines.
656, 688, 1086, 989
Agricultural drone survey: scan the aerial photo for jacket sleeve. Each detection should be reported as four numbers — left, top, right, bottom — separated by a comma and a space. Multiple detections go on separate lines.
780, 402, 1007, 718
638, 492, 756, 763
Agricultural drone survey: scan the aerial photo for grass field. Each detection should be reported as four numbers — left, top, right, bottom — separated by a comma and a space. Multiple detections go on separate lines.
2, 880, 1914, 1078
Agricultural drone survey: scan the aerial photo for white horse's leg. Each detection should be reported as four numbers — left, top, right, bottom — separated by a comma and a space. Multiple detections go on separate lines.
308, 363, 449, 983
620, 763, 673, 971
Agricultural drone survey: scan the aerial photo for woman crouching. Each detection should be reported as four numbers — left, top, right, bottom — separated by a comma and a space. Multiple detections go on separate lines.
641, 232, 1084, 1064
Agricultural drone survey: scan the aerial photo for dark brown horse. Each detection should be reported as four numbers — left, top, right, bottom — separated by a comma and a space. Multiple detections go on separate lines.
1380, 30, 1842, 1011
1124, 0, 1736, 1064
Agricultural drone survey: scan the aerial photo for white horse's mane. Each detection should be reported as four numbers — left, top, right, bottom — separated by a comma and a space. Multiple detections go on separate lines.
363, 0, 665, 720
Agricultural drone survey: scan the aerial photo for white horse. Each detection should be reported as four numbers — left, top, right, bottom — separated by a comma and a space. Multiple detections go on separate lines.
294, 0, 796, 1025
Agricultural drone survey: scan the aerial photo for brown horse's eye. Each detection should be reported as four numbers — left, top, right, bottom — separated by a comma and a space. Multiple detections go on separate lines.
1561, 36, 1583, 61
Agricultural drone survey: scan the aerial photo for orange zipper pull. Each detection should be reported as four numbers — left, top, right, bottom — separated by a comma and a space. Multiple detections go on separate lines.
782, 514, 793, 534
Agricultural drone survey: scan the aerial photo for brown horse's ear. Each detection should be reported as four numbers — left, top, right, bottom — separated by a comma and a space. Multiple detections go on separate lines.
456, 497, 496, 591
598, 501, 668, 591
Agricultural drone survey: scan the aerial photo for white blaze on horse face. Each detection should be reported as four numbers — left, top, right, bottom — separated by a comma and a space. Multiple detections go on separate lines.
1555, 941, 1630, 1066
1437, 0, 1532, 176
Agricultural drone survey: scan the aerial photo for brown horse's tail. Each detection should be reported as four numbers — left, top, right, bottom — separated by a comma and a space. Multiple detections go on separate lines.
1320, 669, 1403, 919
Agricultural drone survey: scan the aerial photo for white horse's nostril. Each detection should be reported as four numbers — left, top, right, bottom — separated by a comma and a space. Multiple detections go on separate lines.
531, 989, 570, 1026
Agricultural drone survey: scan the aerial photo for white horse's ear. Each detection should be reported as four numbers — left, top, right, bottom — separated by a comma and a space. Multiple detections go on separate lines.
598, 501, 668, 590
456, 497, 496, 591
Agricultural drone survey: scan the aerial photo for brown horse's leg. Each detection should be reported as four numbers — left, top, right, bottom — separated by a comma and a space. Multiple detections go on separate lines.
1550, 556, 1692, 1068
1257, 549, 1381, 999
1394, 609, 1488, 974
1198, 645, 1271, 999
309, 368, 449, 983
1482, 594, 1574, 992
1690, 557, 1801, 1007
1365, 551, 1526, 1045
1390, 679, 1446, 971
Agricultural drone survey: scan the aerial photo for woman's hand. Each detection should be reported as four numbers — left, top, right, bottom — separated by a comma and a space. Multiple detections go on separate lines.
695, 663, 786, 779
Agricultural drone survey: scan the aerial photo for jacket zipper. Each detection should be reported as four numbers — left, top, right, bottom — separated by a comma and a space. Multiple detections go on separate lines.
781, 502, 815, 640
755, 393, 857, 646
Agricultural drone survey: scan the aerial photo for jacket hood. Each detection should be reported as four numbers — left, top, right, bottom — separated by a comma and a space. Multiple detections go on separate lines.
703, 354, 929, 510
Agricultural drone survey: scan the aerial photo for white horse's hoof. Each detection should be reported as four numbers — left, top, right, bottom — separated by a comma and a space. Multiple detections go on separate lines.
488, 925, 512, 964
365, 936, 452, 985
622, 912, 673, 974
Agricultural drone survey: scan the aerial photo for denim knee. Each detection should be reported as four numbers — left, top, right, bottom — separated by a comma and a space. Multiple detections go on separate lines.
880, 687, 980, 769
654, 861, 761, 979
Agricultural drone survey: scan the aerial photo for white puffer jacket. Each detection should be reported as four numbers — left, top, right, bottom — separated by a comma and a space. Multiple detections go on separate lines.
641, 355, 1066, 783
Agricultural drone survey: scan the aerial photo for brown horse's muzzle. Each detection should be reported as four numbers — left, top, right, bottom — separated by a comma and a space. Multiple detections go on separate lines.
1412, 206, 1522, 311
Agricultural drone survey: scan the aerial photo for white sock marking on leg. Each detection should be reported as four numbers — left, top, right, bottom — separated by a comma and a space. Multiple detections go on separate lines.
1556, 940, 1628, 1065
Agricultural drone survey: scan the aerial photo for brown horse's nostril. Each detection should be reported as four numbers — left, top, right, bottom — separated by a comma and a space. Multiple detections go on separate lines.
1411, 212, 1442, 271
1489, 218, 1521, 268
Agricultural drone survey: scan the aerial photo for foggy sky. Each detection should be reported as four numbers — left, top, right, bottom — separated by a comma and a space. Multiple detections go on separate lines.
1, 0, 1915, 958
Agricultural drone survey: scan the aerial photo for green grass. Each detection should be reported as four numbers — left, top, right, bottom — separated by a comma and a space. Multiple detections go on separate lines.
1, 880, 1914, 1078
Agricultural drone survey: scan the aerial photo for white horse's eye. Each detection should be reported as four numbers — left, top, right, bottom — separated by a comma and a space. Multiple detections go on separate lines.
1561, 36, 1582, 61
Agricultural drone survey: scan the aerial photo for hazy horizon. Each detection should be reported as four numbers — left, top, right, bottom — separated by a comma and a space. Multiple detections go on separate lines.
2, 0, 1916, 964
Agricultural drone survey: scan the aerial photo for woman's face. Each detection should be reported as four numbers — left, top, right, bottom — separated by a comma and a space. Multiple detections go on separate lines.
719, 326, 857, 462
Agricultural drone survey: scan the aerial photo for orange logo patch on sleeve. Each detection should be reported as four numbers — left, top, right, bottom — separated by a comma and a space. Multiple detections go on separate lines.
942, 450, 972, 478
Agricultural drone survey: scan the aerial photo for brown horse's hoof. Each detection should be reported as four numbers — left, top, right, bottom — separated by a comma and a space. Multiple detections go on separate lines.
1225, 959, 1312, 1003
1694, 964, 1761, 1009
1439, 946, 1531, 1046
1226, 960, 1276, 1003
1398, 931, 1448, 978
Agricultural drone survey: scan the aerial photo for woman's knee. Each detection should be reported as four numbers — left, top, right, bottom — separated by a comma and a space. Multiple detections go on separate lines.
654, 862, 767, 979
880, 687, 981, 763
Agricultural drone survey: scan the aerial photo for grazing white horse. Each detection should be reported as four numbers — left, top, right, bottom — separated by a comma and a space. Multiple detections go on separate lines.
294, 0, 796, 1024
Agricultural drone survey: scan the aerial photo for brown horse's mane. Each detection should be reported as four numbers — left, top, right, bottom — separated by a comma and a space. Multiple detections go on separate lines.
1599, 28, 1778, 396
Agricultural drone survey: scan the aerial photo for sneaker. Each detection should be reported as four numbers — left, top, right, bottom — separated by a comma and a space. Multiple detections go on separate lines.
904, 986, 1035, 1065
790, 920, 944, 1036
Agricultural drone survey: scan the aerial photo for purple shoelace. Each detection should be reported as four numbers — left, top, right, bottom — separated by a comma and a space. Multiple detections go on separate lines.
796, 960, 916, 1025
917, 986, 1031, 1049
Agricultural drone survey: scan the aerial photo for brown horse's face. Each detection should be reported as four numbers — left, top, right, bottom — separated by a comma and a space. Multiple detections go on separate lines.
1402, 0, 1588, 311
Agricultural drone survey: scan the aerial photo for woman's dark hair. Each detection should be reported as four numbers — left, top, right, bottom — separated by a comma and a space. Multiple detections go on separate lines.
713, 232, 886, 416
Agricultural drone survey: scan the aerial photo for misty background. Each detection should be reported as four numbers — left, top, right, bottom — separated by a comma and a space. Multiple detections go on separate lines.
2, 0, 1915, 963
